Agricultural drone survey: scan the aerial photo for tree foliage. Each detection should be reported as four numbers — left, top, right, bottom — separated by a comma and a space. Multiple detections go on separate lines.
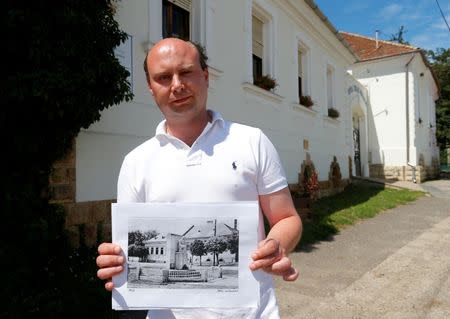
128, 244, 149, 262
190, 239, 207, 265
205, 237, 228, 266
2, 1, 133, 317
129, 230, 158, 246
227, 233, 239, 262
428, 48, 450, 152
389, 25, 410, 45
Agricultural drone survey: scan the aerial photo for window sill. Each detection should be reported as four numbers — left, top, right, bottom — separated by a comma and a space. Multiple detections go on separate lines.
241, 82, 284, 103
323, 115, 341, 125
208, 65, 223, 80
292, 103, 318, 117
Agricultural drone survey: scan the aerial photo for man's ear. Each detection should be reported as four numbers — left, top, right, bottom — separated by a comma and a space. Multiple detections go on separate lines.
148, 83, 154, 96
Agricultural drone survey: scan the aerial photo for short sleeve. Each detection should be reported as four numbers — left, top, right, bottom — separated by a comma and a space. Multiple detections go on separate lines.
117, 155, 145, 203
256, 130, 288, 195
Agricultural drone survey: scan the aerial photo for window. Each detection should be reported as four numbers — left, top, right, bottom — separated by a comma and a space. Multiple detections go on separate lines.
160, 247, 164, 255
298, 49, 303, 99
162, 0, 191, 40
150, 247, 154, 255
326, 65, 334, 109
155, 247, 159, 255
252, 15, 264, 82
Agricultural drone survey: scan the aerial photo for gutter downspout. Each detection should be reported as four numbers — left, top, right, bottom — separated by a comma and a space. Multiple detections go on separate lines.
405, 54, 417, 183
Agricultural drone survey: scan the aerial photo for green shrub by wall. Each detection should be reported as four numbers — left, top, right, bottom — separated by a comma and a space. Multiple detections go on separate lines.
2, 1, 132, 317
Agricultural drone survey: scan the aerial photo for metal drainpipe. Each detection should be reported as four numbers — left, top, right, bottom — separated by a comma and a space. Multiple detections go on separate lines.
405, 54, 417, 183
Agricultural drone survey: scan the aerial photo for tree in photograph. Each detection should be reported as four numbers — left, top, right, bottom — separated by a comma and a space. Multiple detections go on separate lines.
190, 239, 207, 266
128, 244, 149, 262
129, 230, 158, 246
205, 236, 228, 266
129, 230, 146, 246
227, 233, 239, 262
428, 48, 450, 159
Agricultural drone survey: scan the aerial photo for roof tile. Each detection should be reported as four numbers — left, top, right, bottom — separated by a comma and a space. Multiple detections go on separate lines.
340, 32, 419, 61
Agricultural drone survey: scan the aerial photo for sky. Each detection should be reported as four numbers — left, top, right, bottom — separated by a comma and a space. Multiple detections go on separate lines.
314, 0, 450, 52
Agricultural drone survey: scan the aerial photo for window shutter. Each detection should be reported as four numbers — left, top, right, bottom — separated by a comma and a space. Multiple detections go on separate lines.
167, 0, 191, 12
252, 16, 263, 59
298, 49, 303, 76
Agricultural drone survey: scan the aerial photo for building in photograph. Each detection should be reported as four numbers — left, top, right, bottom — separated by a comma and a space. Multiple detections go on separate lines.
53, 0, 439, 247
143, 220, 238, 269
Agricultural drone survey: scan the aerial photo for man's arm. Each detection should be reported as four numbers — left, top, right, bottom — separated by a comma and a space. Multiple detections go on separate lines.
249, 187, 302, 281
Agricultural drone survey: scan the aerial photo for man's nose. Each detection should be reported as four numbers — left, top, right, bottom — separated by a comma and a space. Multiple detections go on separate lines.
171, 74, 184, 92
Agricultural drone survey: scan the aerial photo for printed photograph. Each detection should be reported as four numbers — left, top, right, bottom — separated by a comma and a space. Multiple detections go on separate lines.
127, 217, 239, 290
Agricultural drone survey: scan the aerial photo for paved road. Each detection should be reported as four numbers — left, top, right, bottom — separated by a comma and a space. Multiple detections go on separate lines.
275, 179, 450, 318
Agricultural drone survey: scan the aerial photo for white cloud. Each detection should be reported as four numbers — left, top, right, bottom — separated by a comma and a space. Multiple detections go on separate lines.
380, 4, 403, 19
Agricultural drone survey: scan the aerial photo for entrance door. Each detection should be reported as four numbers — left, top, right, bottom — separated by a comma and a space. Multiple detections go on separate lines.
353, 127, 362, 176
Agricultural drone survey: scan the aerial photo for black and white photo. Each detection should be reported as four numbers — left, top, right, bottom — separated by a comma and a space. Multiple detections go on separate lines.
127, 217, 239, 290
111, 202, 260, 310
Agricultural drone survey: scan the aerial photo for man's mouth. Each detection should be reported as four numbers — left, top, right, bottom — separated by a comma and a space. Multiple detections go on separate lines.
172, 96, 191, 104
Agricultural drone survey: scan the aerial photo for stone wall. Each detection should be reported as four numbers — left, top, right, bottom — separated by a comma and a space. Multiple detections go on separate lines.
49, 140, 114, 248
369, 162, 440, 183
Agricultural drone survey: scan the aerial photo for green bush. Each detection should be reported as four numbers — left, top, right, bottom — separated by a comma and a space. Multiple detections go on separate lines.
2, 1, 132, 317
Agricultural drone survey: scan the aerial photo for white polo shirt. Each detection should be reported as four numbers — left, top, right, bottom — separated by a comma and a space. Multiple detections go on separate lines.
117, 110, 287, 319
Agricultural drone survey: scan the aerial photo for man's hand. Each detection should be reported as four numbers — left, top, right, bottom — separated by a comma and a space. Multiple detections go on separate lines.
96, 243, 125, 291
249, 238, 299, 281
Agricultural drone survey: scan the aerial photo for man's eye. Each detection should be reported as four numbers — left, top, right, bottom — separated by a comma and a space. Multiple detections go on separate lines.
158, 75, 171, 81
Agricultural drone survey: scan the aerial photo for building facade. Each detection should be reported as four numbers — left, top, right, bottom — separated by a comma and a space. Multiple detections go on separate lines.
342, 32, 440, 183
53, 1, 438, 247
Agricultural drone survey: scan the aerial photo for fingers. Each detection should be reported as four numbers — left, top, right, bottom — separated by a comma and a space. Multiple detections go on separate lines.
105, 279, 115, 291
97, 265, 124, 280
252, 238, 280, 260
96, 243, 125, 286
98, 242, 122, 255
96, 255, 125, 269
250, 238, 282, 271
250, 238, 299, 281
283, 267, 299, 281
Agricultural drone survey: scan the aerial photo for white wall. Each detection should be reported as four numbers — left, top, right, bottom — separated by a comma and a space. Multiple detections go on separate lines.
350, 55, 412, 166
349, 53, 439, 169
76, 0, 356, 202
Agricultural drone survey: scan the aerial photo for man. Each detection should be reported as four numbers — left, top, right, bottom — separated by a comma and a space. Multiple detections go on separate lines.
96, 38, 302, 319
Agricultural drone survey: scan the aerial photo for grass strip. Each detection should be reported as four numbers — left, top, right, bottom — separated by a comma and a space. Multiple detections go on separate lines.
297, 183, 425, 250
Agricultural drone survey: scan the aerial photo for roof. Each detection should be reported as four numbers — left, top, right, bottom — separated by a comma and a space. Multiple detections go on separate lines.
304, 0, 358, 61
339, 32, 419, 61
184, 222, 236, 239
340, 32, 440, 96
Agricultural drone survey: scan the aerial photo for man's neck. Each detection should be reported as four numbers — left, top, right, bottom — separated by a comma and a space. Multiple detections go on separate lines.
166, 111, 212, 147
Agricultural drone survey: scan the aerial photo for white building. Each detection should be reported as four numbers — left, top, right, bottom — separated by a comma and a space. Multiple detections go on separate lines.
55, 1, 439, 246
341, 32, 440, 182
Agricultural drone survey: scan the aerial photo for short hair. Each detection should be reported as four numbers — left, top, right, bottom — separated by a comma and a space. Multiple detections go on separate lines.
143, 39, 208, 85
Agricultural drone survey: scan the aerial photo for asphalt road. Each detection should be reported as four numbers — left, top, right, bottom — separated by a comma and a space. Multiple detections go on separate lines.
275, 179, 450, 318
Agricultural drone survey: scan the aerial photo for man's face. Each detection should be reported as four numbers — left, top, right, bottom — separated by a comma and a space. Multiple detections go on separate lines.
147, 39, 209, 123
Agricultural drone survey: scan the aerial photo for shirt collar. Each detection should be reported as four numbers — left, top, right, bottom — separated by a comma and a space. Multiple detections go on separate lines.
155, 109, 224, 138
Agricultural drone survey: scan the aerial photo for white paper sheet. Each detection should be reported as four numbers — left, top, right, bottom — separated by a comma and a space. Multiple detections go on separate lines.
111, 202, 261, 310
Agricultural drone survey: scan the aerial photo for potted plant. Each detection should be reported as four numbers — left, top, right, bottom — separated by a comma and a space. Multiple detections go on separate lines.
300, 95, 314, 108
292, 166, 319, 211
254, 74, 278, 91
328, 107, 340, 119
